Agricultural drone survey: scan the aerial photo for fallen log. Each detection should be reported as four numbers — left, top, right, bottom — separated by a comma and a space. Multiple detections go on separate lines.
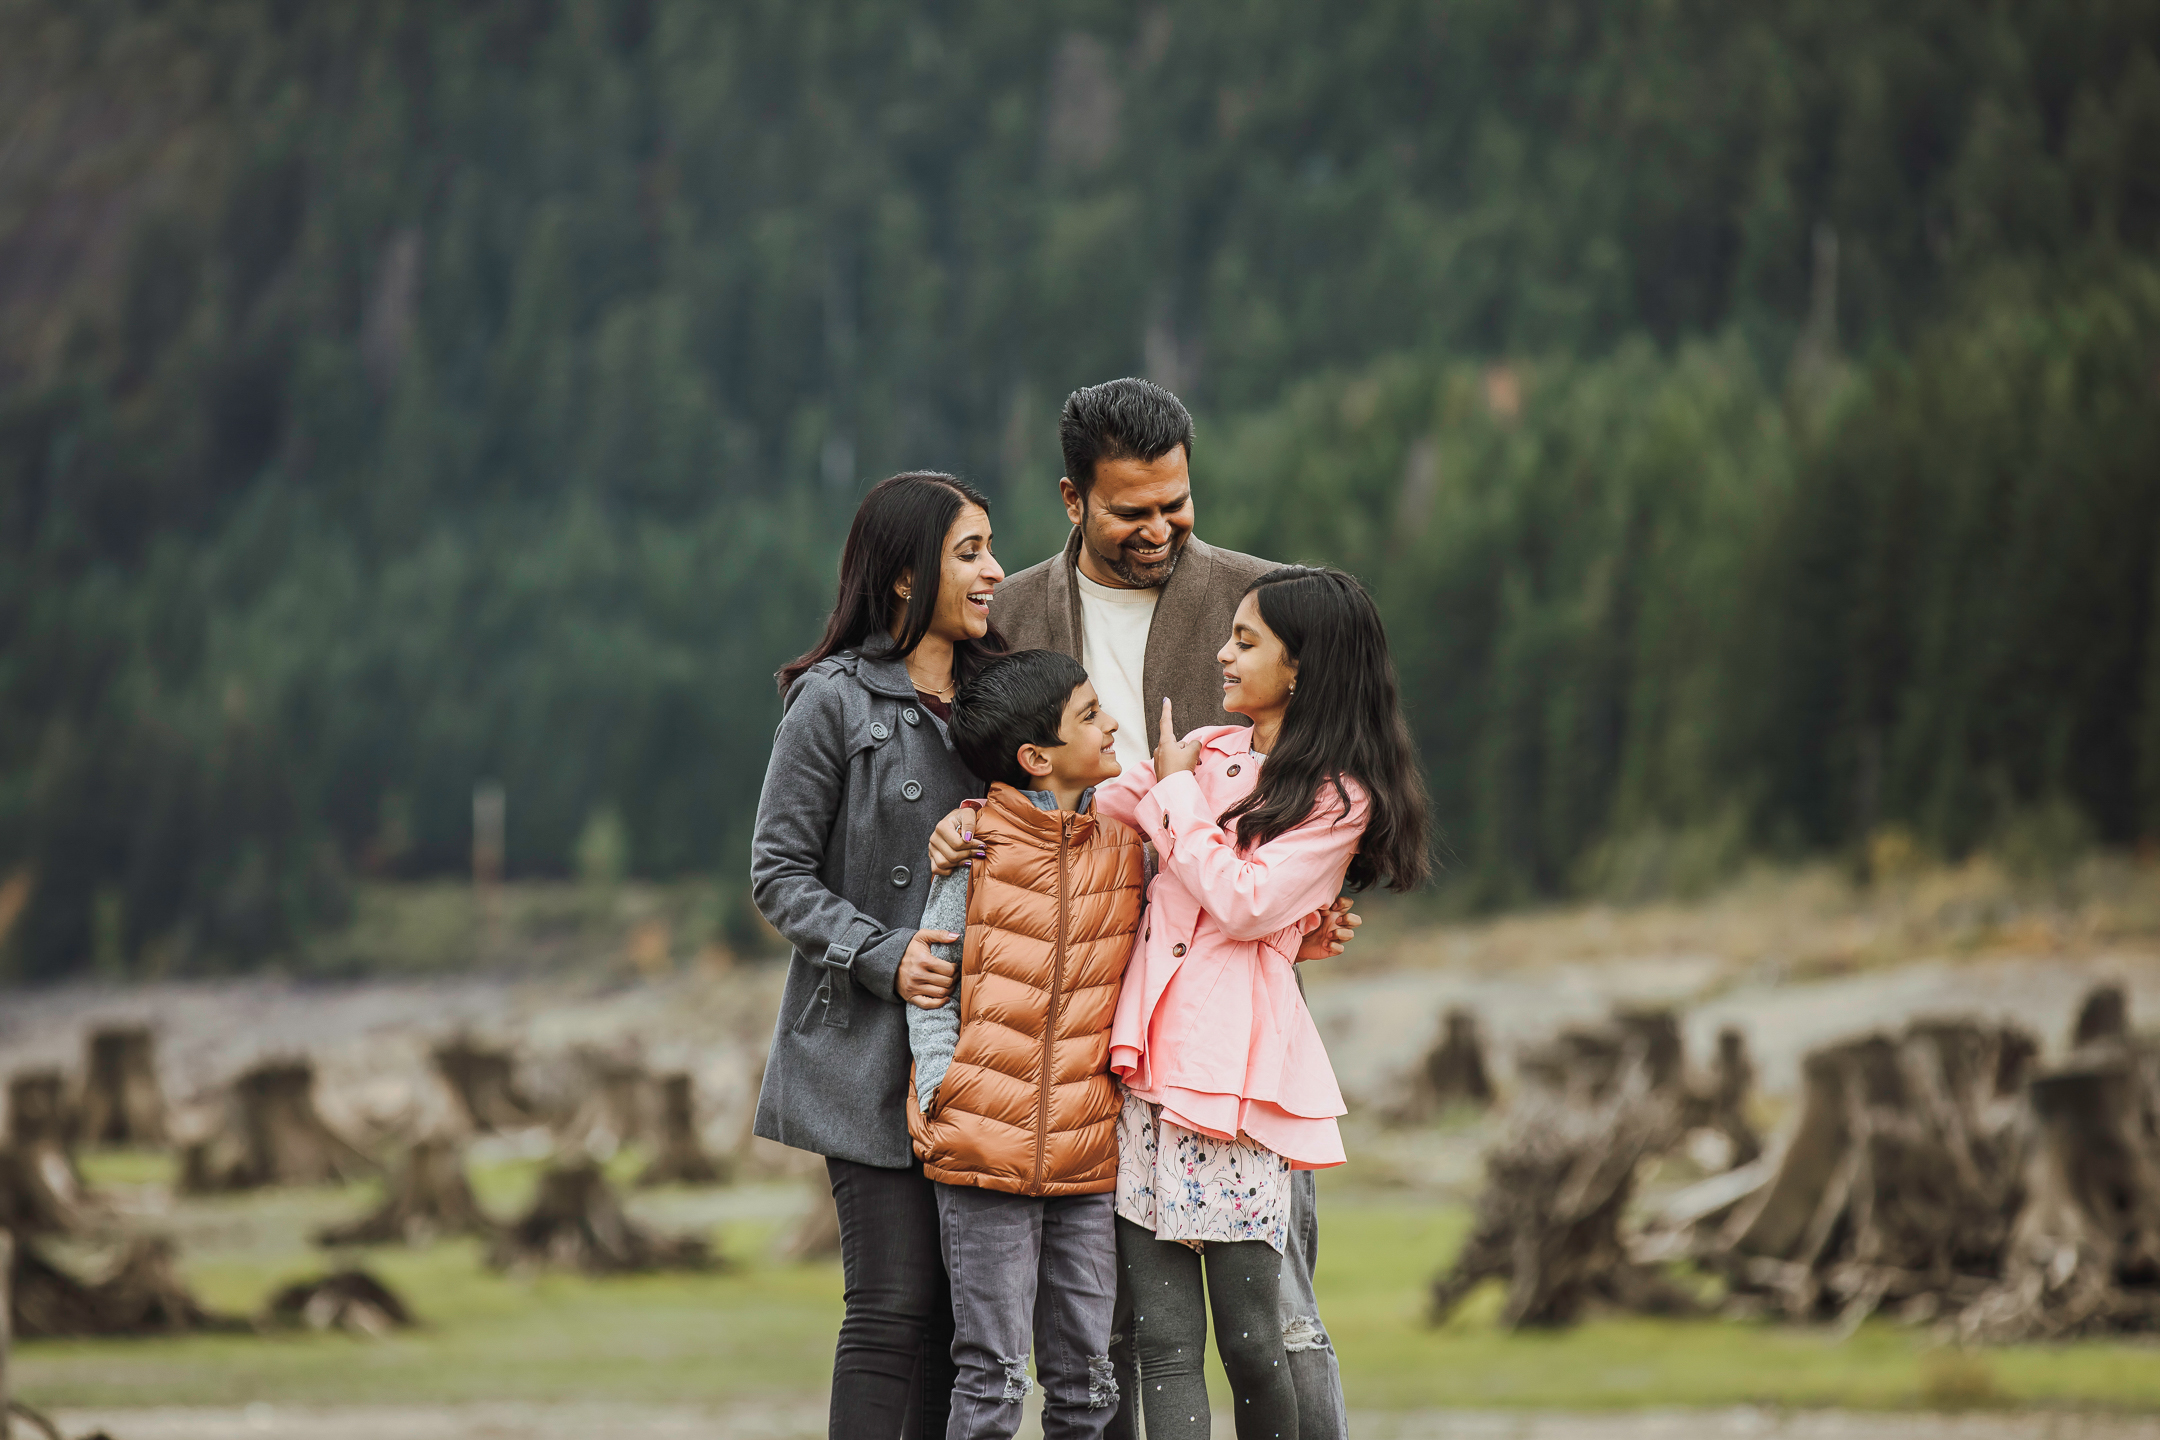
75, 1028, 165, 1148
638, 1074, 729, 1187
316, 1137, 494, 1246
487, 1160, 714, 1274
180, 1060, 377, 1192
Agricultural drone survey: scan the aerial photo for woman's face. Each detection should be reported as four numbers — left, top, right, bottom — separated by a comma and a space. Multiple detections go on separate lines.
904, 504, 1005, 643
1217, 590, 1297, 718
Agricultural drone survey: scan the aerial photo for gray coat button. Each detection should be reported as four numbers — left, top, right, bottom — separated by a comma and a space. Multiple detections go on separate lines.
902, 781, 922, 800
890, 865, 912, 887
903, 707, 921, 725
870, 721, 889, 741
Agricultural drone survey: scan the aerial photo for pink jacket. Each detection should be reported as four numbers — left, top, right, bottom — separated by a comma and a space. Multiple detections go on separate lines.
1096, 725, 1364, 1169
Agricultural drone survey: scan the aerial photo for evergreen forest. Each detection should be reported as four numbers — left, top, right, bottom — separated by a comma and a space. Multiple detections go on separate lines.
3, 0, 2158, 978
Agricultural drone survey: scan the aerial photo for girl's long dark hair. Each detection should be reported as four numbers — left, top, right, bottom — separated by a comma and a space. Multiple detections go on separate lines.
778, 472, 1005, 695
1220, 566, 1431, 892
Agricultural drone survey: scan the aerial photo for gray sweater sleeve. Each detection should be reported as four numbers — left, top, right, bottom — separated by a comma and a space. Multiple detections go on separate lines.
905, 868, 968, 1109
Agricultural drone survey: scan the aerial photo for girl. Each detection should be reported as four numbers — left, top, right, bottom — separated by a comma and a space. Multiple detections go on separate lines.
751, 472, 1005, 1439
1095, 565, 1429, 1438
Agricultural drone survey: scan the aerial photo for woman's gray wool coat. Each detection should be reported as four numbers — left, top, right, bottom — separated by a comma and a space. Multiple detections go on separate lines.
750, 648, 982, 1169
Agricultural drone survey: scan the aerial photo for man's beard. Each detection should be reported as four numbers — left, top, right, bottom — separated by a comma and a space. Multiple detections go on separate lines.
1087, 517, 1187, 589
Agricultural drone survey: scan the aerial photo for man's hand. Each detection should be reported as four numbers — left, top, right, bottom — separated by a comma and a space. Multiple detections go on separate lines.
1154, 698, 1203, 778
1294, 897, 1363, 961
895, 930, 959, 1009
927, 805, 983, 876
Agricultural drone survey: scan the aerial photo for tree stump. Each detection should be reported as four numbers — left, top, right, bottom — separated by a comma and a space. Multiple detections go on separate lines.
1718, 1022, 2034, 1326
180, 1060, 377, 1192
432, 1039, 543, 1134
1707, 1028, 1763, 1167
556, 1054, 652, 1160
638, 1074, 729, 1187
1959, 1062, 2160, 1340
8, 1236, 235, 1338
486, 1160, 713, 1274
316, 1137, 494, 1246
2072, 984, 2129, 1049
781, 1179, 843, 1263
1428, 1069, 1698, 1329
4, 1075, 70, 1154
265, 1269, 415, 1337
76, 1028, 165, 1148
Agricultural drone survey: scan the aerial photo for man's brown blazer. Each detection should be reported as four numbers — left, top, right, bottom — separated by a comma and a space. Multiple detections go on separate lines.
989, 528, 1277, 752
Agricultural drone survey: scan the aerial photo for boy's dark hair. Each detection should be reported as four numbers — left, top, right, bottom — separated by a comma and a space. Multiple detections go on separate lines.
1059, 378, 1194, 502
951, 649, 1091, 789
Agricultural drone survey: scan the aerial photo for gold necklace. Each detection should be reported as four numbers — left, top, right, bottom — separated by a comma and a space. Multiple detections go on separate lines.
907, 662, 955, 699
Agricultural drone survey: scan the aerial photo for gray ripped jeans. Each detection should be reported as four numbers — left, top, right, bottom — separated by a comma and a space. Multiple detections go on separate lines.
1106, 1168, 1346, 1440
936, 1184, 1119, 1440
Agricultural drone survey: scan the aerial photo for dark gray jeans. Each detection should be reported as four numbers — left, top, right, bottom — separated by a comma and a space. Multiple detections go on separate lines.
935, 1184, 1120, 1440
1106, 1168, 1345, 1439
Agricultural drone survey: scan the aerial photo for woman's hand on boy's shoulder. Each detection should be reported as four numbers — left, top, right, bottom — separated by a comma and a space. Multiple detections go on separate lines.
1294, 896, 1362, 961
927, 803, 985, 875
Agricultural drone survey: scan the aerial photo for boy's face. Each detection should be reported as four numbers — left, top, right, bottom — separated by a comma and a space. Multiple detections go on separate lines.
1020, 680, 1122, 790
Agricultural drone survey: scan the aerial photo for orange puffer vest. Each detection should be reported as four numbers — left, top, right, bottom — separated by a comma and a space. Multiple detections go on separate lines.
907, 783, 1145, 1196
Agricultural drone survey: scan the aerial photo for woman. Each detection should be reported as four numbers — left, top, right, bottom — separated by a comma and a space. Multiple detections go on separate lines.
751, 471, 1006, 1439
1095, 565, 1430, 1438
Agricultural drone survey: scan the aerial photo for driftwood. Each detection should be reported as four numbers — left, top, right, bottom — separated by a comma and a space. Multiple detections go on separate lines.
433, 1039, 544, 1134
486, 1161, 713, 1274
264, 1269, 416, 1337
181, 1060, 377, 1192
1429, 1062, 1700, 1328
76, 1028, 165, 1147
638, 1074, 729, 1187
316, 1137, 494, 1246
8, 1236, 237, 1339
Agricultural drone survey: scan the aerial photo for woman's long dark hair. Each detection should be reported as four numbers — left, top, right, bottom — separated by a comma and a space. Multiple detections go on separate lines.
1219, 566, 1431, 892
778, 472, 1005, 695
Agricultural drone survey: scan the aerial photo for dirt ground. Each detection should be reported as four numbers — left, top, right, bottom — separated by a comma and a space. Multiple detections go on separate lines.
41, 1404, 2160, 1440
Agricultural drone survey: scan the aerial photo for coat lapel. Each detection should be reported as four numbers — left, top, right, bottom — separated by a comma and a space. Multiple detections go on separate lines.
1141, 536, 1219, 750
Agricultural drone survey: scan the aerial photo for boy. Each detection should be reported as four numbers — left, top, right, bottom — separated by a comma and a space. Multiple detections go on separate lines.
905, 648, 1145, 1440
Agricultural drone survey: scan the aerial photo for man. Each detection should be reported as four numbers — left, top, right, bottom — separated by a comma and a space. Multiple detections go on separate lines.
947, 376, 1355, 1440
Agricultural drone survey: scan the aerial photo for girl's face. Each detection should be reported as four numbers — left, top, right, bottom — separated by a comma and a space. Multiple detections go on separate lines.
904, 504, 1005, 642
1218, 591, 1297, 718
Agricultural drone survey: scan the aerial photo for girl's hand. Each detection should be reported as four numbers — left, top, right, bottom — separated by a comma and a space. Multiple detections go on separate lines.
1295, 897, 1362, 960
927, 803, 984, 875
1154, 698, 1203, 778
895, 930, 959, 1009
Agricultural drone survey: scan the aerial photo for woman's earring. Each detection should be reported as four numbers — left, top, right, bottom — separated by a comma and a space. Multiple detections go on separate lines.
899, 588, 912, 600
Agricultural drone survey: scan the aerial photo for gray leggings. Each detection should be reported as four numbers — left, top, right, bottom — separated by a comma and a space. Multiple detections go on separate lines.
1114, 1217, 1299, 1439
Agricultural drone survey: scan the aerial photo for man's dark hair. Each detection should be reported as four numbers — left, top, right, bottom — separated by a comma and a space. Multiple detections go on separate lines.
950, 649, 1090, 789
1059, 378, 1194, 501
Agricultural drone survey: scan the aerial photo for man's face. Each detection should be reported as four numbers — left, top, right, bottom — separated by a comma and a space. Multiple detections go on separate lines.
1059, 448, 1195, 589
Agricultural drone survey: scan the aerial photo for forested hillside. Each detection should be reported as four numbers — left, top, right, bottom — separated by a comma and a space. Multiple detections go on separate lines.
3, 0, 2158, 977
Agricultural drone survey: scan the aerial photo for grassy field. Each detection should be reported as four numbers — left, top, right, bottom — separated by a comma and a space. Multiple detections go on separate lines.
11, 1154, 2160, 1414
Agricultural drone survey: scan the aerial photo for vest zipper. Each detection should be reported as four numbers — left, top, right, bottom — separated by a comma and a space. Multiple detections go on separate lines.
1035, 815, 1071, 1192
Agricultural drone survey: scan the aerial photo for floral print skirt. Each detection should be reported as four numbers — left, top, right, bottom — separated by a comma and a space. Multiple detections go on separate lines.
1114, 1087, 1293, 1253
